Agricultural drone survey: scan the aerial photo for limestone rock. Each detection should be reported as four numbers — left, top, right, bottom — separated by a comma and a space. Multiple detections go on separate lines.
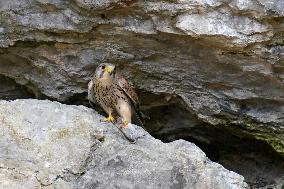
0, 0, 283, 155
0, 99, 248, 189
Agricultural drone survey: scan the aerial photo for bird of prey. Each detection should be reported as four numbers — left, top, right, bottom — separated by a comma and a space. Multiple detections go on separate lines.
88, 63, 143, 128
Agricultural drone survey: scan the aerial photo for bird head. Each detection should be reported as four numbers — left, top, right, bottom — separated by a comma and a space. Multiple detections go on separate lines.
95, 63, 116, 80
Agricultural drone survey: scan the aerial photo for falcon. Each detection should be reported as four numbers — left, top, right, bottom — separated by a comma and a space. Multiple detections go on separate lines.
88, 63, 143, 128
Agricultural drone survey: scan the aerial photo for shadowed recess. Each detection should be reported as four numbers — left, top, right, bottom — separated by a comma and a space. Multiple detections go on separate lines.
139, 91, 284, 189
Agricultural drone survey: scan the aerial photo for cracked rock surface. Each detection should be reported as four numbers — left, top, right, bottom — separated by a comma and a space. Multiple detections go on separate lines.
0, 99, 248, 189
0, 0, 283, 154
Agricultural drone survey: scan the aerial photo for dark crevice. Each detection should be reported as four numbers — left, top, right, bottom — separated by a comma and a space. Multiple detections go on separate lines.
0, 75, 36, 100
152, 122, 284, 188
186, 132, 284, 188
138, 91, 284, 189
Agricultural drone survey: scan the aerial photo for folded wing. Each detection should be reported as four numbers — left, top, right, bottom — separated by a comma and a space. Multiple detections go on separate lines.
115, 73, 144, 127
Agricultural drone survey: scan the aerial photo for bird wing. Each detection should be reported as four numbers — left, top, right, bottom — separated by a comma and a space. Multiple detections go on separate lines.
87, 79, 96, 106
115, 73, 140, 111
115, 73, 145, 128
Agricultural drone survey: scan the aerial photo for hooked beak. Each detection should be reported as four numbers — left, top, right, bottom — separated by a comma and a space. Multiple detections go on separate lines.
105, 65, 114, 74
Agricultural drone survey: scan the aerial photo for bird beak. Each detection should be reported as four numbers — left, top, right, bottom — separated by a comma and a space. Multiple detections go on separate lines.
105, 66, 114, 74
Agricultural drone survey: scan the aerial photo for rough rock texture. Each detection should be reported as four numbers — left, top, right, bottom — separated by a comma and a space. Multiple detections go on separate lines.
0, 75, 34, 100
0, 99, 248, 189
0, 0, 283, 156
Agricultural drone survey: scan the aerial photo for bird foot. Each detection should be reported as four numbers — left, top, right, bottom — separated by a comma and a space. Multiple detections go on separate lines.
101, 115, 115, 123
120, 120, 129, 128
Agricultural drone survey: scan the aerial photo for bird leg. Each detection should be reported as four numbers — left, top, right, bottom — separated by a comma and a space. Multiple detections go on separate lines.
116, 102, 131, 128
101, 113, 115, 123
121, 119, 129, 128
116, 117, 129, 128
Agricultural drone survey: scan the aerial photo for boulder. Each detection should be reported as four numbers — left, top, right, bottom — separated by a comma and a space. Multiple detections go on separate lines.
0, 99, 248, 189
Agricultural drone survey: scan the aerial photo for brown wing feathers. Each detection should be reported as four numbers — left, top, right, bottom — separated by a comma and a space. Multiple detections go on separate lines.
116, 73, 140, 111
115, 73, 145, 127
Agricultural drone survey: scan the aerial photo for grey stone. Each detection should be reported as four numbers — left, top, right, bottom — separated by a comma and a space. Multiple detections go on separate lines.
0, 99, 248, 189
0, 0, 283, 158
175, 10, 272, 47
0, 75, 34, 100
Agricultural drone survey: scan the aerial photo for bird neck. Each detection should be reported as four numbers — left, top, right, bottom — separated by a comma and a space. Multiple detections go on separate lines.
96, 76, 114, 86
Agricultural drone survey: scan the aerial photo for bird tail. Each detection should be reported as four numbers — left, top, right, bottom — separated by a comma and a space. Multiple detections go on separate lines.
132, 110, 146, 130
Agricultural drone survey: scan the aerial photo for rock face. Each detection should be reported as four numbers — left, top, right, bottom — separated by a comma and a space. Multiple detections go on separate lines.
0, 0, 283, 163
0, 99, 248, 189
0, 75, 34, 100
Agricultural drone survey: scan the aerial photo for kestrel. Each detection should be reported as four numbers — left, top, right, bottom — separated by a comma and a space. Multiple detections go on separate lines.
88, 63, 143, 128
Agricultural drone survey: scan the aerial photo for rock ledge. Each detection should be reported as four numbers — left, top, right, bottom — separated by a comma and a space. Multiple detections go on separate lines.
0, 99, 248, 189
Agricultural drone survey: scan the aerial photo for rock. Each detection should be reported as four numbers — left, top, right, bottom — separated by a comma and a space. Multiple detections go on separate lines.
0, 75, 34, 100
0, 99, 248, 189
0, 99, 92, 189
175, 10, 272, 47
0, 0, 283, 158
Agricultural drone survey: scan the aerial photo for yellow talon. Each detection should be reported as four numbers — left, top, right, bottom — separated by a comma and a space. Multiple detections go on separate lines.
121, 120, 129, 128
101, 115, 115, 123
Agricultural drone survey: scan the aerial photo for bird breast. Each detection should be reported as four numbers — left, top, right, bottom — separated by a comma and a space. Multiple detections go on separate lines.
94, 79, 116, 109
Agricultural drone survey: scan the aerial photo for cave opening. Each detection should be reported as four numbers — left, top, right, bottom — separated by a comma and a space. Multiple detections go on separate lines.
0, 75, 35, 100
139, 92, 284, 189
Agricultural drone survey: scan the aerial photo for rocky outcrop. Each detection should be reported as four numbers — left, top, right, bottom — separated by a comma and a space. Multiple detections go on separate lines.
0, 0, 283, 160
0, 99, 248, 189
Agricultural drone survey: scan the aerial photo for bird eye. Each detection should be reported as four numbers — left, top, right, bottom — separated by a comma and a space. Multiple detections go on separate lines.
101, 65, 105, 69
